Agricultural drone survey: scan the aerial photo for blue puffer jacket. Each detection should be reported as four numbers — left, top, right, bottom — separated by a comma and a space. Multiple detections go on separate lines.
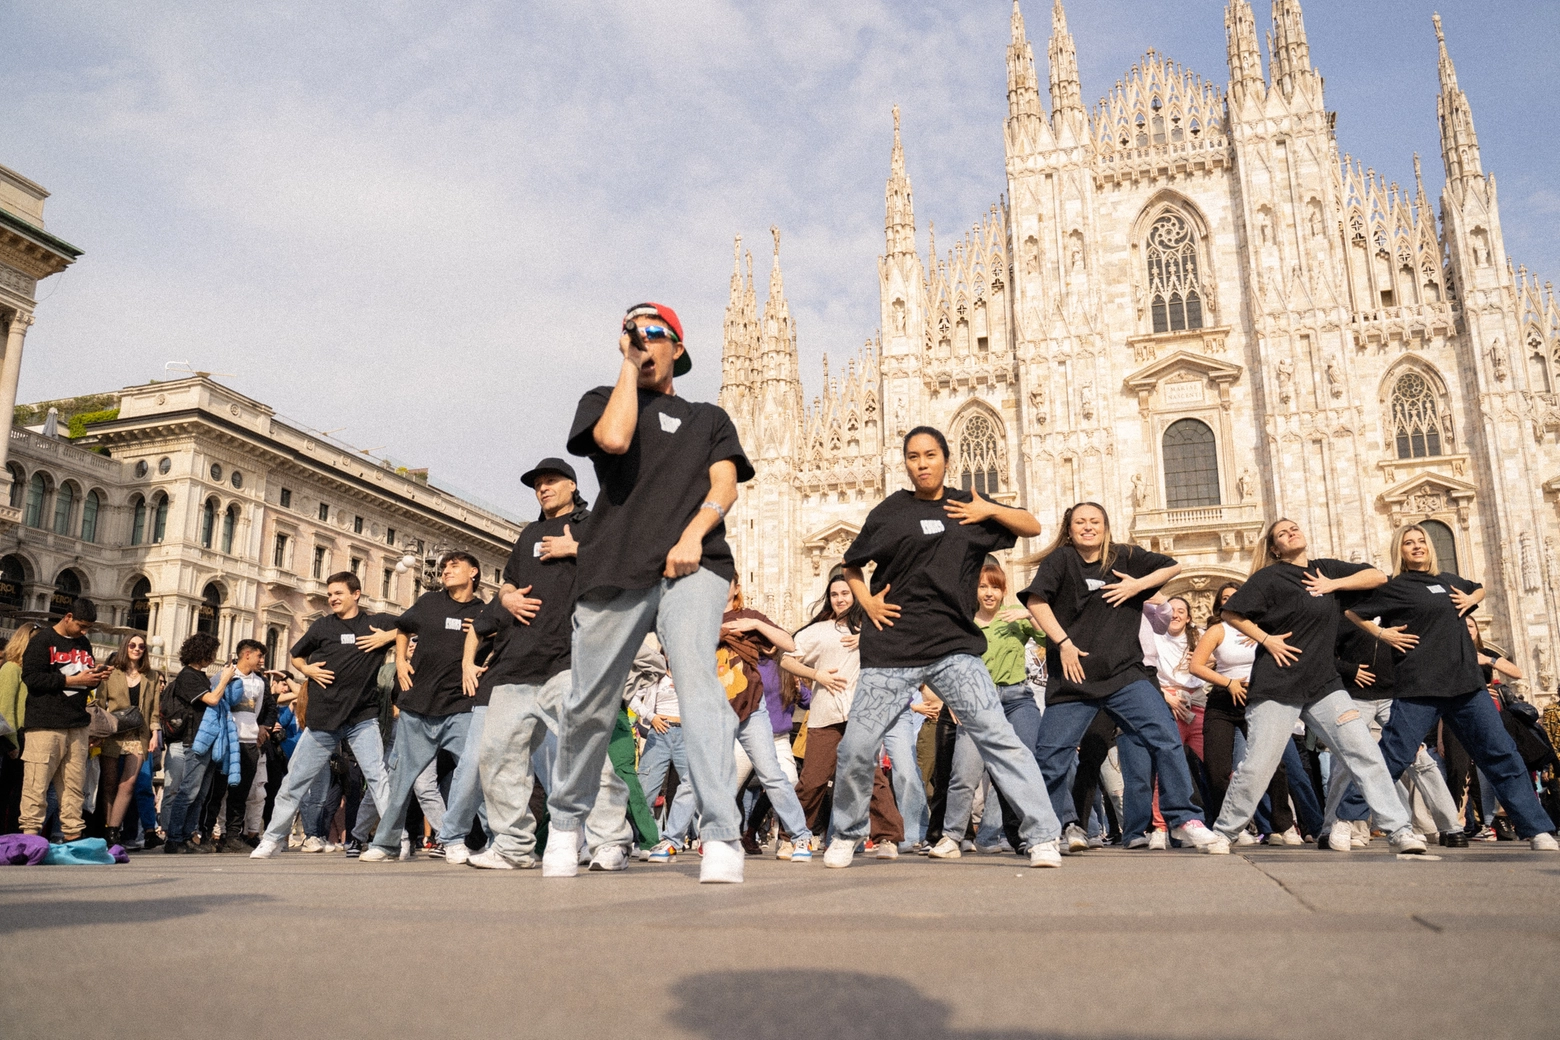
190, 677, 243, 786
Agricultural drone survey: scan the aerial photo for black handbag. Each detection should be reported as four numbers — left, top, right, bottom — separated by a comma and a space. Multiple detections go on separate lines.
113, 706, 146, 735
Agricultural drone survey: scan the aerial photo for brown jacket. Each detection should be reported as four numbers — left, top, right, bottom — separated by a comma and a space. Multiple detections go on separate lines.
96, 668, 164, 744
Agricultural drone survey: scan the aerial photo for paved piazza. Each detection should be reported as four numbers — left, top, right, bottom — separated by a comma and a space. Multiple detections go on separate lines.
3, 843, 1557, 1040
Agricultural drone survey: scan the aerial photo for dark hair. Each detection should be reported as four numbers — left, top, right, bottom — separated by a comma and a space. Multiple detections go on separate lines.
113, 633, 151, 675
801, 574, 864, 635
1166, 595, 1200, 653
235, 638, 266, 659
179, 632, 221, 668
902, 426, 949, 457
439, 551, 482, 592
326, 571, 361, 593
65, 597, 98, 624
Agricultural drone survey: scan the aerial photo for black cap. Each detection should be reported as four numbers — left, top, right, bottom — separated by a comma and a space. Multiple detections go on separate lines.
520, 457, 577, 488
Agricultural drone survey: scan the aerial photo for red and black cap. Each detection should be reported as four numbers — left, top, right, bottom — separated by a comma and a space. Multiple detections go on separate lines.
624, 302, 690, 376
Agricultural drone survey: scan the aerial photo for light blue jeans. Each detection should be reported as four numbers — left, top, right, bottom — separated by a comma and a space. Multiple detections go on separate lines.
261, 718, 389, 846
165, 742, 216, 843
835, 654, 1060, 848
941, 726, 986, 841
734, 708, 812, 844
550, 568, 738, 842
638, 724, 698, 848
436, 705, 490, 847
1214, 688, 1412, 841
481, 672, 631, 862
369, 711, 469, 854
882, 711, 929, 847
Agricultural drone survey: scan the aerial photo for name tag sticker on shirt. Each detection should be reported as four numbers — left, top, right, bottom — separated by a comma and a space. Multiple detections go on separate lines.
533, 541, 544, 557
1085, 578, 1106, 592
339, 633, 356, 645
1427, 584, 1447, 594
444, 617, 463, 631
920, 519, 945, 535
658, 413, 682, 434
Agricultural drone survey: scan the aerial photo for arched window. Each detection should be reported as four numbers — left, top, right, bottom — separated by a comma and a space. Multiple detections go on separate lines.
1146, 212, 1205, 334
151, 494, 169, 543
200, 498, 217, 549
81, 491, 102, 544
1422, 519, 1458, 576
221, 505, 238, 555
50, 569, 82, 620
23, 473, 48, 528
264, 626, 281, 668
1162, 418, 1221, 509
52, 482, 76, 536
130, 495, 147, 546
956, 413, 1003, 496
126, 577, 152, 631
1389, 372, 1445, 459
0, 555, 25, 611
5, 463, 23, 509
196, 582, 222, 636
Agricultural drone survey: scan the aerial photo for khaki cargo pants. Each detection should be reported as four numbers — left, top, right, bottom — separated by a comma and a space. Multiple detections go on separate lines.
19, 726, 90, 839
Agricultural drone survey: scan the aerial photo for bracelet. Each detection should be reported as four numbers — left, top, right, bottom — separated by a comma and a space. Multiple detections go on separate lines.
699, 501, 726, 520
1058, 636, 1073, 648
1260, 635, 1271, 648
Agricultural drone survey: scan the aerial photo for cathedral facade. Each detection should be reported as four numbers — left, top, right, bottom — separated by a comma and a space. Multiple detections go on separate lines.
718, 1, 1560, 704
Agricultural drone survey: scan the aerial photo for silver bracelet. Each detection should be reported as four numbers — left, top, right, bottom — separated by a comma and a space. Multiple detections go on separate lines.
700, 501, 726, 520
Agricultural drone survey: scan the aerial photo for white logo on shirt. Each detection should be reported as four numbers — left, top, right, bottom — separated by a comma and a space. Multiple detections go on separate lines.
533, 540, 544, 557
1085, 578, 1106, 592
1427, 584, 1447, 594
920, 519, 945, 535
658, 413, 682, 434
444, 617, 463, 631
339, 633, 356, 645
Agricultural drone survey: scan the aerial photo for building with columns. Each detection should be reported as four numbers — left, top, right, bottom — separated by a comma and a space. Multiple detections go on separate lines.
720, 1, 1560, 704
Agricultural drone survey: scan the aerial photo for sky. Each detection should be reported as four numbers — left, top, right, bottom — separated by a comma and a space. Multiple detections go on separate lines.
6, 0, 1558, 513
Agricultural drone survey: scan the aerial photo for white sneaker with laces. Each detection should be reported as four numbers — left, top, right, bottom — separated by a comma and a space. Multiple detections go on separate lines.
1234, 830, 1260, 846
1203, 834, 1232, 855
1063, 823, 1090, 854
824, 837, 856, 869
1389, 830, 1427, 855
927, 836, 962, 859
1170, 821, 1218, 849
1530, 832, 1560, 851
1029, 840, 1062, 868
1328, 821, 1354, 852
698, 839, 744, 883
250, 839, 282, 860
590, 843, 630, 872
1276, 827, 1304, 846
358, 846, 393, 862
467, 848, 516, 870
576, 832, 592, 866
299, 836, 326, 853
445, 843, 472, 866
874, 840, 898, 860
776, 839, 795, 861
1147, 829, 1168, 851
542, 828, 580, 878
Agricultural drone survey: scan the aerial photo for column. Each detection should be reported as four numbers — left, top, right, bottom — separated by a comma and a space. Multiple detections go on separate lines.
0, 311, 32, 478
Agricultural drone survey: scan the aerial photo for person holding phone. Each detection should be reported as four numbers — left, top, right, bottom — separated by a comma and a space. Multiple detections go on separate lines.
18, 597, 112, 842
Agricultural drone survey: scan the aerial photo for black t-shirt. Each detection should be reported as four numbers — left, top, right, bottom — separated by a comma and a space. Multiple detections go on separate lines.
1021, 544, 1177, 704
166, 666, 215, 740
20, 630, 98, 731
480, 511, 583, 689
566, 387, 754, 598
842, 488, 1017, 669
290, 610, 400, 732
1347, 570, 1484, 699
1222, 559, 1370, 705
1334, 616, 1396, 698
394, 590, 485, 717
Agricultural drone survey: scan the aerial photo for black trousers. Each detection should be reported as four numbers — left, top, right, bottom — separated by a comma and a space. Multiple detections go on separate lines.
1203, 699, 1294, 833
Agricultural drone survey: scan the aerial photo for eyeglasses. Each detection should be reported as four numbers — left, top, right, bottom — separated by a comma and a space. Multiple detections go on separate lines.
640, 324, 679, 343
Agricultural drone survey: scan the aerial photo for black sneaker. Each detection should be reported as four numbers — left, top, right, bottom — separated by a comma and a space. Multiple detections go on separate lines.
343, 838, 364, 858
162, 840, 187, 854
143, 832, 165, 851
187, 837, 215, 854
424, 840, 447, 859
1441, 831, 1469, 848
220, 835, 251, 855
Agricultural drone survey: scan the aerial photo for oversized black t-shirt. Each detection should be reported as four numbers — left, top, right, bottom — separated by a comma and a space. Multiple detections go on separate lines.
1346, 570, 1484, 699
1334, 617, 1396, 698
290, 610, 400, 732
394, 590, 485, 717
1021, 544, 1177, 704
842, 488, 1016, 669
567, 387, 754, 598
481, 511, 583, 688
1222, 559, 1370, 705
165, 666, 216, 740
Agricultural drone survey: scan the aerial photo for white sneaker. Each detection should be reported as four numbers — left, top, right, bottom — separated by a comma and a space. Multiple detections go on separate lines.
1389, 830, 1427, 855
1328, 821, 1354, 852
250, 839, 282, 860
299, 836, 326, 854
469, 848, 531, 870
1124, 834, 1151, 850
576, 832, 592, 866
823, 837, 856, 869
1028, 840, 1062, 868
358, 846, 393, 862
959, 839, 976, 852
1203, 834, 1232, 855
445, 843, 472, 866
874, 840, 898, 860
1234, 830, 1260, 846
1530, 832, 1560, 851
589, 843, 630, 872
698, 839, 744, 883
1063, 823, 1090, 854
776, 839, 795, 861
1275, 827, 1304, 846
399, 836, 413, 862
1147, 830, 1168, 851
927, 836, 962, 860
1170, 821, 1218, 849
542, 828, 580, 878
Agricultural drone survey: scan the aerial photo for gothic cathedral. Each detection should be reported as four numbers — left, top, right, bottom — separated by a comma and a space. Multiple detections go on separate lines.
718, 1, 1560, 704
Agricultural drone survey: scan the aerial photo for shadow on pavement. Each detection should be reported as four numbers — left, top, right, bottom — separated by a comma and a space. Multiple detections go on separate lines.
0, 892, 274, 933
670, 969, 1194, 1040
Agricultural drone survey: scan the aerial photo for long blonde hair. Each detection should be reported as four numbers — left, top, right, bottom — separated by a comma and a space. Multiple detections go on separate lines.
1390, 523, 1440, 577
2, 622, 39, 667
1248, 518, 1298, 576
1039, 501, 1129, 572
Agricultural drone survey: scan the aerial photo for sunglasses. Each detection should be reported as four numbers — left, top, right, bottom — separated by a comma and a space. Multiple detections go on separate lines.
639, 324, 679, 343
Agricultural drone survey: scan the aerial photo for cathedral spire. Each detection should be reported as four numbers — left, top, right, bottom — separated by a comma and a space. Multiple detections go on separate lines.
1006, 0, 1043, 123
885, 105, 916, 256
767, 225, 787, 307
1434, 12, 1484, 198
1269, 0, 1315, 98
1224, 0, 1264, 103
1047, 0, 1085, 133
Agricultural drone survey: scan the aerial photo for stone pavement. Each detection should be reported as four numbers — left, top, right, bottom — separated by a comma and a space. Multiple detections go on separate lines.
2, 841, 1557, 1040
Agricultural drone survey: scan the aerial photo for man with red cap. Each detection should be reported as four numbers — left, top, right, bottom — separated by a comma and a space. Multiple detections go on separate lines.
542, 302, 756, 883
